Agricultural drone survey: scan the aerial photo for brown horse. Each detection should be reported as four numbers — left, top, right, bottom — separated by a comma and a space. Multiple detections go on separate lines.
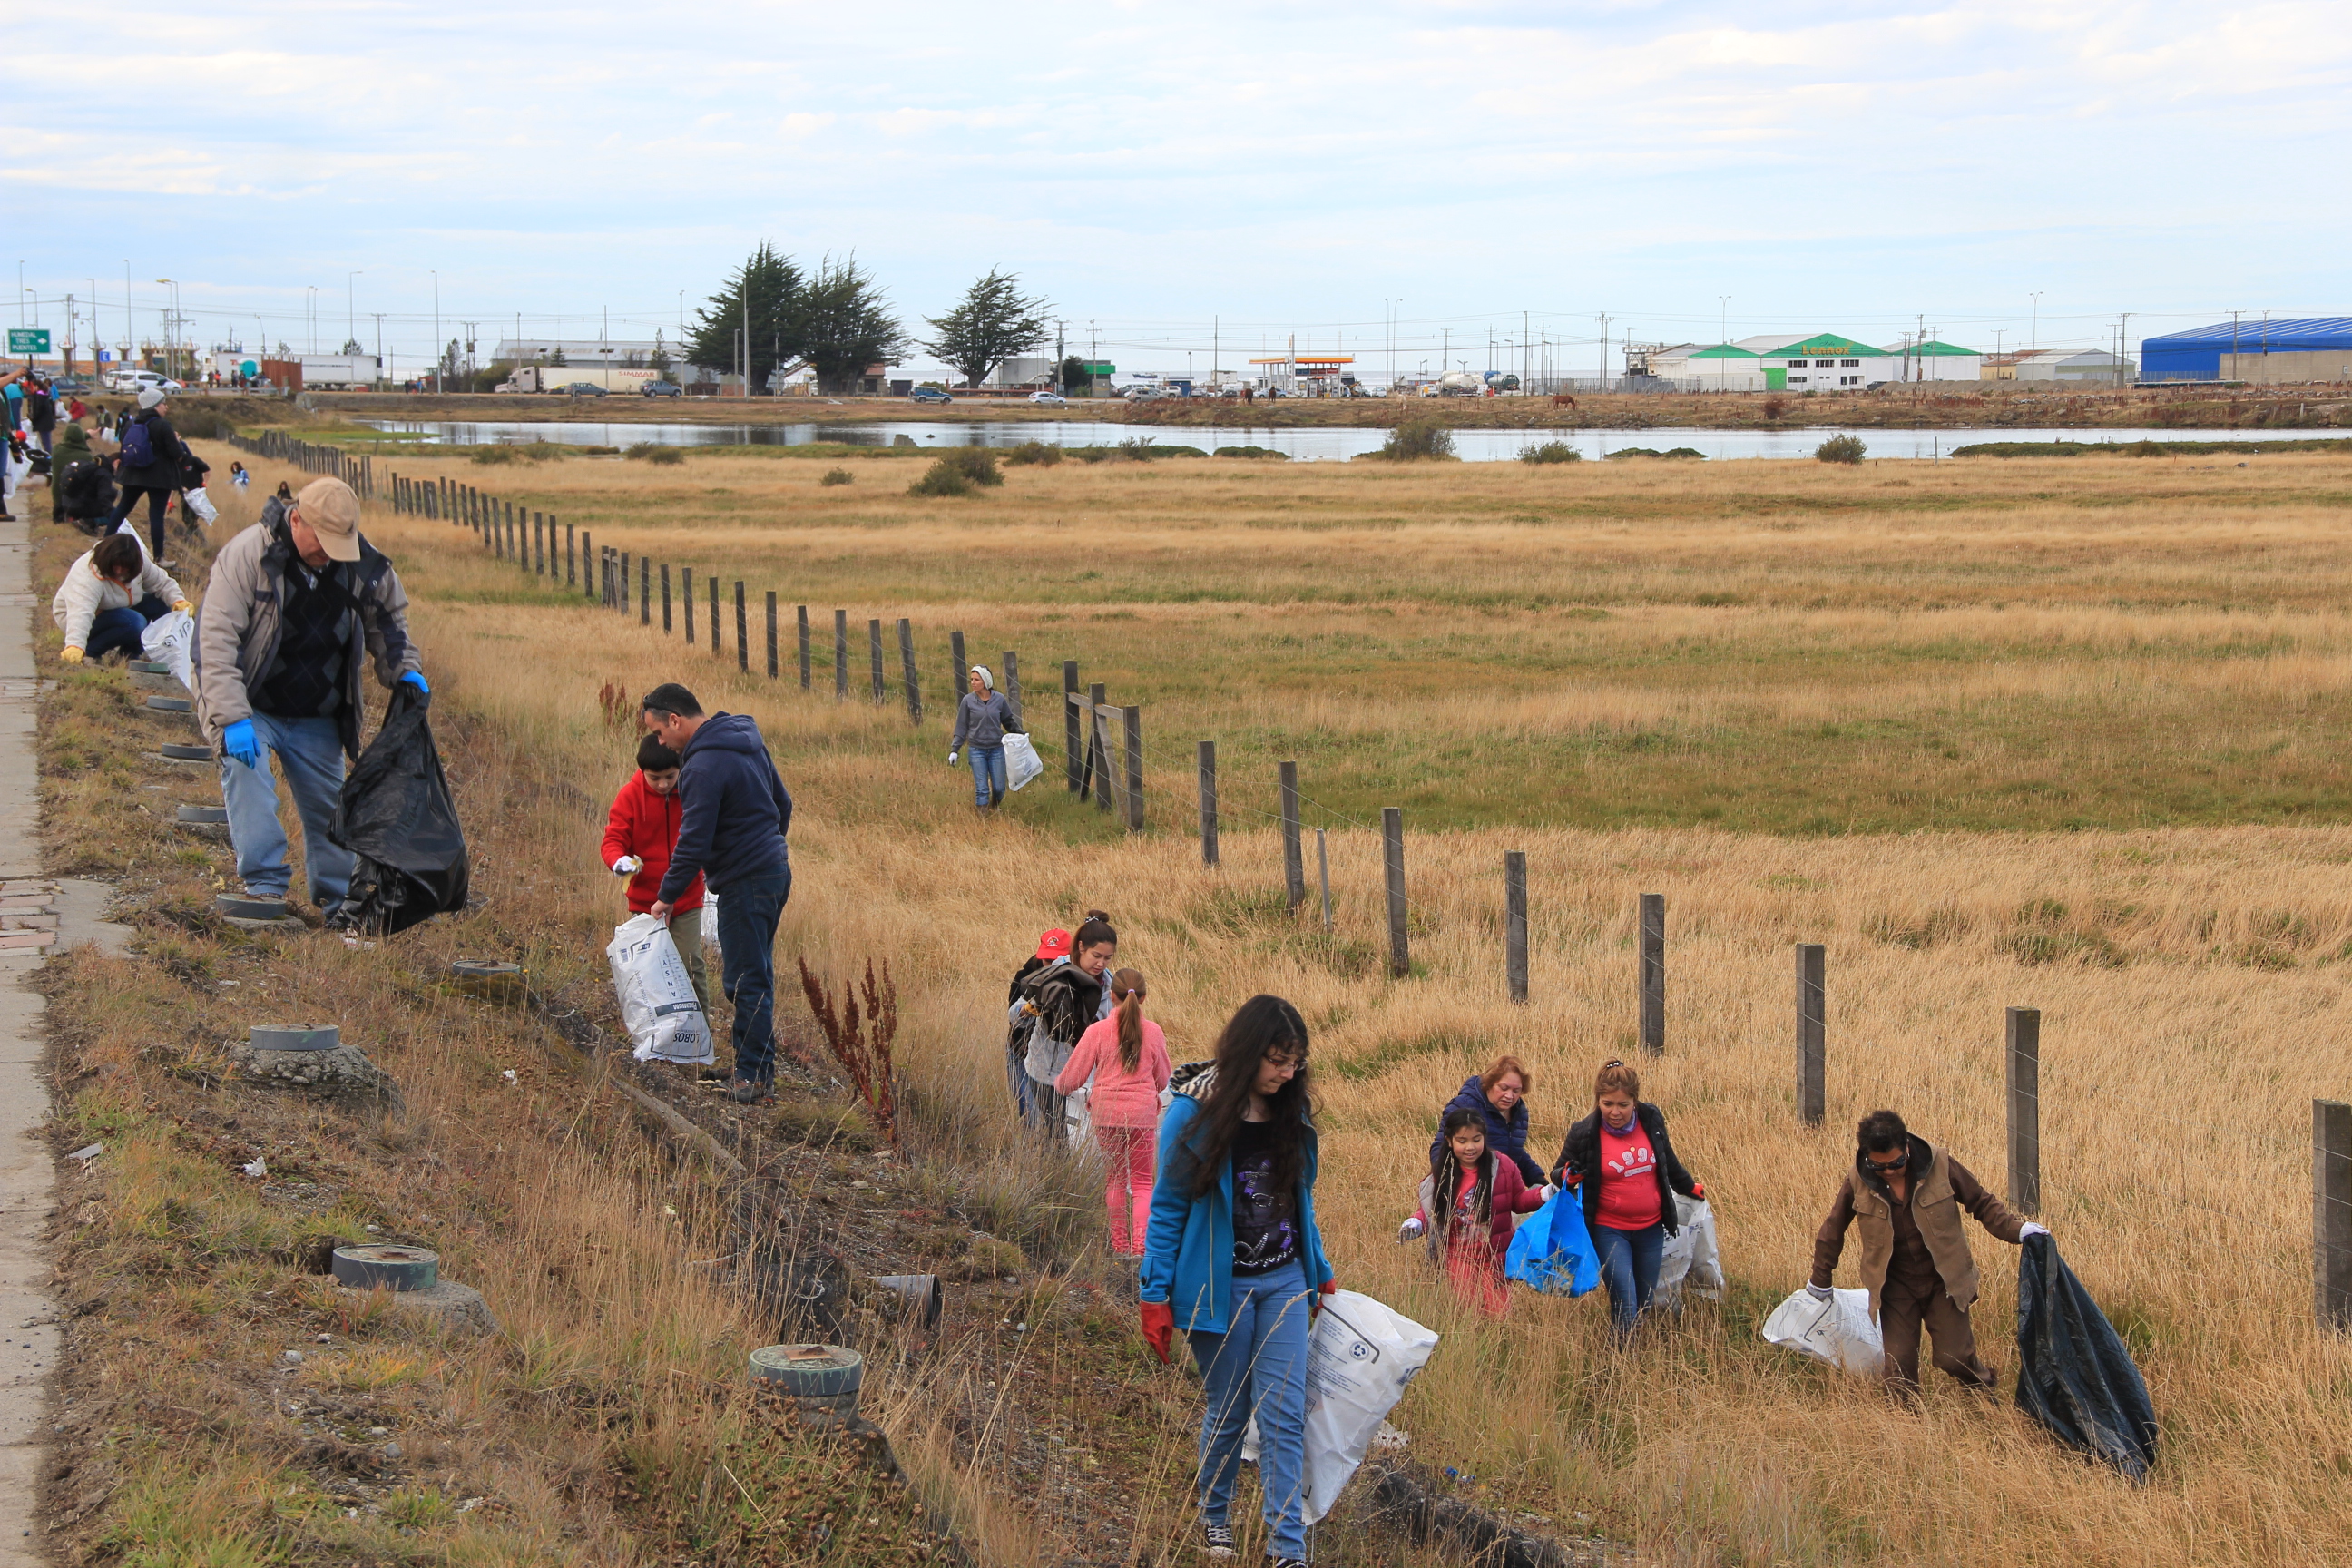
1551, 394, 1578, 409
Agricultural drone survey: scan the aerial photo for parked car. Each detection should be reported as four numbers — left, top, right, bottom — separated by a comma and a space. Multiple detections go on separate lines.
908, 387, 953, 404
642, 380, 682, 397
1028, 390, 1067, 406
50, 378, 91, 397
103, 370, 181, 394
560, 381, 607, 397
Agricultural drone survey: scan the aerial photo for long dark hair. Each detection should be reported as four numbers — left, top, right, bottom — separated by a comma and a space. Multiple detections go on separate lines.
1184, 995, 1312, 1196
1432, 1105, 1494, 1234
1110, 968, 1146, 1073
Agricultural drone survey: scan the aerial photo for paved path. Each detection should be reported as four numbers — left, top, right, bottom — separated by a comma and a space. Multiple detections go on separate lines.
0, 513, 130, 1563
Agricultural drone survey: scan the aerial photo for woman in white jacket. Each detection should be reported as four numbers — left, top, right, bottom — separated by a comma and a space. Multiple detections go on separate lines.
53, 532, 189, 664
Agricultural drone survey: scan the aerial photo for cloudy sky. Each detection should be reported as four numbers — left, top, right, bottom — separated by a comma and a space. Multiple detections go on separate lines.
11, 1, 2347, 377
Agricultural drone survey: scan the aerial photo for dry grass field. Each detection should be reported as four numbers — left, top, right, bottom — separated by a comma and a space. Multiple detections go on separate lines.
291, 438, 2352, 1566
45, 439, 2342, 1568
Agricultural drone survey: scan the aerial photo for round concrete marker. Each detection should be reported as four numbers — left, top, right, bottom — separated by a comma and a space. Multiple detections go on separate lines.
450, 959, 526, 1004
143, 695, 193, 712
176, 805, 229, 825
750, 1343, 863, 1417
250, 1024, 338, 1053
160, 743, 212, 761
129, 660, 170, 675
331, 1245, 440, 1293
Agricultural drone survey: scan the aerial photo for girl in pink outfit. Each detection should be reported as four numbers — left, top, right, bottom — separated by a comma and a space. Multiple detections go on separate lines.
1056, 969, 1171, 1255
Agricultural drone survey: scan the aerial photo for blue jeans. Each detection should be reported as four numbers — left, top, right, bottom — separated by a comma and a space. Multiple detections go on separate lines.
220, 713, 355, 914
1593, 1221, 1665, 1341
715, 869, 790, 1085
1188, 1259, 1311, 1560
966, 744, 1006, 807
83, 594, 171, 661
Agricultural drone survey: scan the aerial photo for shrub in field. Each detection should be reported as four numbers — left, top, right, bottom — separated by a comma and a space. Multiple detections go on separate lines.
1212, 445, 1289, 460
1004, 441, 1063, 466
797, 958, 898, 1143
1761, 394, 1790, 420
470, 446, 517, 466
906, 447, 1003, 496
624, 442, 685, 465
1519, 441, 1582, 464
1377, 418, 1456, 461
819, 467, 854, 486
1815, 435, 1867, 465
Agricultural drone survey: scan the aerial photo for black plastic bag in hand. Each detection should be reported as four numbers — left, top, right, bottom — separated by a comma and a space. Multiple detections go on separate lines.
2015, 1233, 2160, 1481
330, 683, 469, 935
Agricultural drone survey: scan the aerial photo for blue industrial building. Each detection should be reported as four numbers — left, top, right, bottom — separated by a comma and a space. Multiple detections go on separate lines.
2140, 318, 2352, 382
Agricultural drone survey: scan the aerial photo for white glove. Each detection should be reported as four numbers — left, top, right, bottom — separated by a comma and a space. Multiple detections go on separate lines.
1396, 1218, 1425, 1243
1805, 1282, 1834, 1301
2020, 1222, 2051, 1240
612, 856, 642, 876
948, 750, 959, 766
1538, 1183, 1559, 1201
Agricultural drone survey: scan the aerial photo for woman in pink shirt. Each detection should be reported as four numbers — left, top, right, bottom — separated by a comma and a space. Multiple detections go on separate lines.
1056, 968, 1171, 1256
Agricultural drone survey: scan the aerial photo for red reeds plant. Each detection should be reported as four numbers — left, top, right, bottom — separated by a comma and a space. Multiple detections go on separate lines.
798, 958, 898, 1145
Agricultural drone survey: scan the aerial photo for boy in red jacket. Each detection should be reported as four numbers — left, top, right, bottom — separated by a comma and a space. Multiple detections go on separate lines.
602, 735, 709, 1014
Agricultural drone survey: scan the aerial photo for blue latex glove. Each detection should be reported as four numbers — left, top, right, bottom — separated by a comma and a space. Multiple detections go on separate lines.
400, 671, 430, 701
222, 719, 260, 767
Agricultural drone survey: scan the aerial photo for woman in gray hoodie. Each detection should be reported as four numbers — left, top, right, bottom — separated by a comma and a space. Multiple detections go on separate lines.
948, 665, 1024, 808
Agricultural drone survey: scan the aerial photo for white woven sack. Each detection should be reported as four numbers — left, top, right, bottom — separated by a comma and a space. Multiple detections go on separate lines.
605, 914, 714, 1064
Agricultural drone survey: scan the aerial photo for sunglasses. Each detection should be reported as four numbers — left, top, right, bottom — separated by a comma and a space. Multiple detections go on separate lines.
1865, 1150, 1910, 1173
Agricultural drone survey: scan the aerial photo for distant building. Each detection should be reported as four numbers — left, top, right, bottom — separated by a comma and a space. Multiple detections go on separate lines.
985, 357, 1055, 389
490, 338, 675, 370
1643, 332, 1975, 391
1982, 348, 2129, 383
1639, 343, 1767, 391
2139, 318, 2352, 384
1876, 340, 1984, 382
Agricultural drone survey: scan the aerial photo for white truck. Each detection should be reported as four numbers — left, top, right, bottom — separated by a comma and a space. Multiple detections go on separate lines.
495, 365, 660, 394
298, 354, 379, 390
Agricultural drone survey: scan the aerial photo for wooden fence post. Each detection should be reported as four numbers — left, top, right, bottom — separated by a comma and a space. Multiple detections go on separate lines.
898, 619, 921, 723
1063, 662, 1082, 791
1279, 761, 1305, 910
798, 605, 810, 690
950, 630, 966, 702
581, 532, 592, 597
1087, 684, 1110, 810
641, 559, 651, 623
681, 569, 694, 642
736, 584, 749, 672
2318, 1099, 2352, 1331
1316, 828, 1333, 931
661, 564, 671, 631
1122, 705, 1143, 831
1505, 852, 1528, 1004
1383, 808, 1408, 978
620, 553, 632, 615
2006, 1007, 2041, 1216
1002, 652, 1021, 726
710, 578, 723, 659
566, 524, 576, 588
834, 611, 848, 702
1639, 893, 1666, 1055
1197, 741, 1219, 867
861, 619, 879, 701
1797, 944, 1826, 1126
766, 593, 779, 679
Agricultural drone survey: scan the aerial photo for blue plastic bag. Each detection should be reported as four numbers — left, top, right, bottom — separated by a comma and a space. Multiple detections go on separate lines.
1503, 1190, 1601, 1296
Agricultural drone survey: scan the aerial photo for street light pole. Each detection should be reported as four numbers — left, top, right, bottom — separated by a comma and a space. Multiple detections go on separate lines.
347, 270, 363, 351
431, 270, 441, 394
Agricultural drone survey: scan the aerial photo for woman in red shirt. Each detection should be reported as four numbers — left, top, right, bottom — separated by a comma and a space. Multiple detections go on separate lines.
1399, 1107, 1549, 1317
1552, 1060, 1704, 1342
601, 735, 709, 1014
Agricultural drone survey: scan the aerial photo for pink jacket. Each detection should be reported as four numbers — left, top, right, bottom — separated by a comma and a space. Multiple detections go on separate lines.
1054, 1016, 1171, 1129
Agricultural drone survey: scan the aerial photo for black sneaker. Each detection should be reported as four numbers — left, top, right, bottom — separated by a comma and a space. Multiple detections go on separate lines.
1269, 1559, 1306, 1568
727, 1078, 773, 1105
1200, 1520, 1234, 1559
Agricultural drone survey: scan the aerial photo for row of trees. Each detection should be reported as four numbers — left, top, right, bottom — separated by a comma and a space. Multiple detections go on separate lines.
686, 245, 1053, 394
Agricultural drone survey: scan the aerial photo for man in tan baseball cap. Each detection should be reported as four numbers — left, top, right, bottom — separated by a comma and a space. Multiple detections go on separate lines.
193, 473, 426, 921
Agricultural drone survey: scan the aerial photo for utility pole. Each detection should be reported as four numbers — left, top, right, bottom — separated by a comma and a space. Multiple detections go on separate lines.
431, 270, 441, 393
372, 313, 385, 381
2118, 311, 2133, 389
1524, 309, 1530, 391
1054, 318, 1065, 394
1597, 314, 1612, 384
348, 270, 363, 348
2030, 291, 2043, 356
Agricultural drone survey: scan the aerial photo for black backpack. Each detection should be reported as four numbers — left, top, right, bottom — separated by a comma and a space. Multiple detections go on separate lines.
118, 416, 156, 468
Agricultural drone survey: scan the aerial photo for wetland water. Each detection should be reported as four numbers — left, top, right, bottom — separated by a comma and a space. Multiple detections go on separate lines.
355, 418, 2338, 463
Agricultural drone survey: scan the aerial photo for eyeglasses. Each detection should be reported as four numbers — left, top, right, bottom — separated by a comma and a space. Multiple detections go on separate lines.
1864, 1150, 1910, 1173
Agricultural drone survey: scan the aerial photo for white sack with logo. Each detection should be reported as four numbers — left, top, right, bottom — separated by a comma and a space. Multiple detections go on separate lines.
1243, 1290, 1440, 1525
605, 915, 714, 1064
1761, 1285, 1884, 1378
139, 609, 198, 691
1003, 732, 1044, 791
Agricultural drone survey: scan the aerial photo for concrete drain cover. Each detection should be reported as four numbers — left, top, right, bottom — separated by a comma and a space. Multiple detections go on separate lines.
331, 1245, 440, 1292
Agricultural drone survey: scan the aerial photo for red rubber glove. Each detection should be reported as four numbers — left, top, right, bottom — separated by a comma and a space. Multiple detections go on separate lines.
1140, 1301, 1174, 1364
1690, 1181, 1705, 1200
1312, 1278, 1337, 1317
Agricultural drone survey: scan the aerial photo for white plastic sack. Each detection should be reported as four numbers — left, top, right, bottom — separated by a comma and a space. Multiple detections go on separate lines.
1003, 732, 1044, 792
1063, 1082, 1092, 1148
700, 892, 721, 951
1653, 1193, 1723, 1308
605, 914, 714, 1064
1242, 1290, 1440, 1526
1761, 1286, 1884, 1378
140, 609, 197, 691
183, 485, 218, 524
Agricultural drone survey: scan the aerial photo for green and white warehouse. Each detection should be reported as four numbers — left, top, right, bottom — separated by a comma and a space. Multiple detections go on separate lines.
1639, 334, 1984, 391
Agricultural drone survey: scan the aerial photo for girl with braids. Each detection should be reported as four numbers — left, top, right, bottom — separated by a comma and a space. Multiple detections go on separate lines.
1055, 969, 1171, 1256
1139, 995, 1336, 1568
1398, 1106, 1549, 1318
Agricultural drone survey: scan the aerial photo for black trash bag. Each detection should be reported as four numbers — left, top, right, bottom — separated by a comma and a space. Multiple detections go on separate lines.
329, 684, 469, 935
2014, 1233, 2159, 1481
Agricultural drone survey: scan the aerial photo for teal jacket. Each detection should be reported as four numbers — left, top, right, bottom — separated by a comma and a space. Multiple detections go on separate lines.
1140, 1071, 1335, 1334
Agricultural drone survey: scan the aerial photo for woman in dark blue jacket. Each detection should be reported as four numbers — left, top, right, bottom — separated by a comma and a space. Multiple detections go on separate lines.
1140, 995, 1335, 1568
1430, 1054, 1546, 1189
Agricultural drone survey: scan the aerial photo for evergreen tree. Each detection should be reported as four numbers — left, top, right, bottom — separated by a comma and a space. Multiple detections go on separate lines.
921, 269, 1052, 387
650, 330, 673, 378
688, 242, 804, 389
799, 255, 906, 394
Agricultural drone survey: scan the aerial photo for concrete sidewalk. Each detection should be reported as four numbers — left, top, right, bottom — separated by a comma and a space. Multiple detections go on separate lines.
0, 511, 129, 1562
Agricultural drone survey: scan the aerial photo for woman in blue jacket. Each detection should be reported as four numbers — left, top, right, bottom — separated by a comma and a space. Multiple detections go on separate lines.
1140, 995, 1335, 1568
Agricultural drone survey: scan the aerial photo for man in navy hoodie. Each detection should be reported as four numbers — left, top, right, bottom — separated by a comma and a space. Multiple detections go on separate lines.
642, 682, 793, 1102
